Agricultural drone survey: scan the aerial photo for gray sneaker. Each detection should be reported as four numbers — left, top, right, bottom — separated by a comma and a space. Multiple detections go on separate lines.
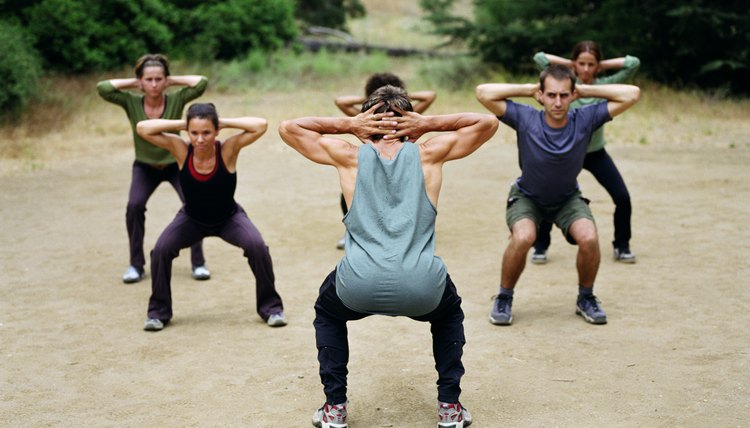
143, 318, 165, 331
312, 402, 347, 428
489, 294, 513, 325
530, 248, 548, 264
613, 248, 636, 264
267, 312, 288, 327
576, 294, 608, 324
122, 266, 145, 284
438, 402, 472, 427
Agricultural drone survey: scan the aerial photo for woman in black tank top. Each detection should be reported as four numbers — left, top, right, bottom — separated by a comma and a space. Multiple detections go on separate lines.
133, 103, 286, 332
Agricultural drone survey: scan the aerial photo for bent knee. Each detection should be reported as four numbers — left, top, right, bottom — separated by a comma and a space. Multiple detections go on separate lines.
510, 219, 537, 246
569, 220, 598, 246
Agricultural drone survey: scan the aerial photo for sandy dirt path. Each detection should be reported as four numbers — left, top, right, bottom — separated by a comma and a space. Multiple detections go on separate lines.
1, 88, 749, 427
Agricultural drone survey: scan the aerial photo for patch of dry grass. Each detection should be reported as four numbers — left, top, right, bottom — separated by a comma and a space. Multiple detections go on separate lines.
350, 0, 473, 50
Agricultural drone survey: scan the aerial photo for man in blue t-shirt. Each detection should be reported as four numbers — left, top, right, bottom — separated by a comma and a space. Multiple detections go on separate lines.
476, 64, 640, 325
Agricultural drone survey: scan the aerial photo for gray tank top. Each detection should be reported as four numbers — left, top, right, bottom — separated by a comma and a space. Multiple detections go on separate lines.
335, 142, 447, 316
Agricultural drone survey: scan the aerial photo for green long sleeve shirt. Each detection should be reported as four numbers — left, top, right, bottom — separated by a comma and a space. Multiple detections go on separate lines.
533, 52, 640, 152
96, 77, 208, 165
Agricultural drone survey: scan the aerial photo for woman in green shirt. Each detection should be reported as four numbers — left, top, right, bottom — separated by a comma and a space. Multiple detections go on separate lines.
97, 54, 212, 283
531, 41, 640, 264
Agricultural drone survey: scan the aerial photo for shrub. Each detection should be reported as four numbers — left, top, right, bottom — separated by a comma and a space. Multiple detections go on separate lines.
25, 0, 176, 73
0, 21, 42, 118
185, 0, 297, 60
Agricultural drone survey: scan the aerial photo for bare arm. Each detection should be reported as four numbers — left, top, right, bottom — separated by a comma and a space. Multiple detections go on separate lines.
543, 53, 574, 68
136, 119, 188, 162
335, 90, 436, 116
409, 90, 437, 114
220, 117, 268, 170
334, 95, 366, 117
167, 75, 206, 88
576, 83, 641, 118
598, 57, 627, 71
279, 104, 394, 166
412, 113, 499, 164
475, 83, 539, 117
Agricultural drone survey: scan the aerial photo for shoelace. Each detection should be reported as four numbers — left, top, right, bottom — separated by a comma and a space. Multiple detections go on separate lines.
581, 295, 601, 312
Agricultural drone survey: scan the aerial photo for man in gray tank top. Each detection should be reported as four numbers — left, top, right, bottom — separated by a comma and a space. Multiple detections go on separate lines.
280, 85, 498, 428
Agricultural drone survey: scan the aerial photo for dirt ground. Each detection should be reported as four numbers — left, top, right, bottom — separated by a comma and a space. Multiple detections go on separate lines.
1, 87, 749, 427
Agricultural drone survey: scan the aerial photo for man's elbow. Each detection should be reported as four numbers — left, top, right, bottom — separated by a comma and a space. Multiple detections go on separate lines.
278, 120, 296, 144
481, 115, 500, 139
475, 85, 489, 102
628, 86, 641, 105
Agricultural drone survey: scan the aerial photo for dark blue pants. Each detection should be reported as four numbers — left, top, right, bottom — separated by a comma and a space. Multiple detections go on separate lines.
126, 161, 205, 268
535, 148, 632, 251
147, 205, 283, 322
314, 270, 465, 405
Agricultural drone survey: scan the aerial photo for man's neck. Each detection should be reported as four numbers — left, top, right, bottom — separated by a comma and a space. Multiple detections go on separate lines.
544, 112, 569, 129
371, 139, 404, 160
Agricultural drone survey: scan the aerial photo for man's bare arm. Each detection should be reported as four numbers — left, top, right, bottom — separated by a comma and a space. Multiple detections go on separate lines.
279, 104, 395, 165
576, 83, 641, 118
475, 83, 539, 116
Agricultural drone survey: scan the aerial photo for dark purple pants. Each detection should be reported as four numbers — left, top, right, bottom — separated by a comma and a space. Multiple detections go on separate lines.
314, 270, 465, 405
126, 161, 205, 268
146, 205, 284, 322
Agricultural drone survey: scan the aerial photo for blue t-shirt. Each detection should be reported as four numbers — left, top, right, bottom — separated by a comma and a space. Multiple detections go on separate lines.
500, 100, 611, 205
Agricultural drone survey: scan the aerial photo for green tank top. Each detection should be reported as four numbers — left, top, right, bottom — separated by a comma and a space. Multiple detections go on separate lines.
335, 143, 447, 316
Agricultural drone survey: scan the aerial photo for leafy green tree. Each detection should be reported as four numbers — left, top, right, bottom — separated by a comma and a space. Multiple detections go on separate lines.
0, 20, 42, 117
421, 0, 750, 95
182, 0, 297, 60
24, 0, 176, 72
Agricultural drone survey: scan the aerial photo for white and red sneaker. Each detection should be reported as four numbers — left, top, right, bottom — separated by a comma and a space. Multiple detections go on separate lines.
438, 401, 472, 428
312, 402, 347, 428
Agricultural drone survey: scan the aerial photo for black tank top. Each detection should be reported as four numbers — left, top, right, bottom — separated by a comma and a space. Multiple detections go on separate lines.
180, 141, 238, 224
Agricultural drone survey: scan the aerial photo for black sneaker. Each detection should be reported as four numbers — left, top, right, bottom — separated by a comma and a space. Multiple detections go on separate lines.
613, 247, 636, 264
489, 294, 513, 325
576, 294, 608, 324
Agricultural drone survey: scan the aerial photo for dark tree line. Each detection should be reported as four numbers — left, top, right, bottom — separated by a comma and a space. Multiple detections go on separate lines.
0, 0, 370, 116
421, 0, 750, 95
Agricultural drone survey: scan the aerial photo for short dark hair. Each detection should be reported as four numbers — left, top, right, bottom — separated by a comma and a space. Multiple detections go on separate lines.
360, 85, 413, 141
186, 103, 219, 129
540, 64, 576, 93
365, 72, 405, 96
134, 53, 170, 78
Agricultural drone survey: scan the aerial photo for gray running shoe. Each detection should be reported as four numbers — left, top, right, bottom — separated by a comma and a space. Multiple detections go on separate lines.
576, 294, 608, 324
613, 248, 636, 264
336, 234, 346, 250
267, 312, 288, 327
530, 248, 548, 264
191, 265, 211, 280
143, 318, 165, 331
489, 294, 513, 325
122, 266, 145, 284
438, 402, 472, 428
312, 402, 347, 428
